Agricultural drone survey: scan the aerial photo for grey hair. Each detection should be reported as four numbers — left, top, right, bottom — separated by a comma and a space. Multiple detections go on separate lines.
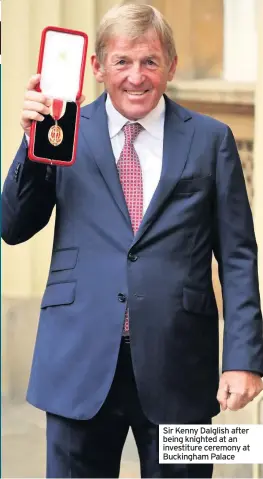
95, 3, 177, 65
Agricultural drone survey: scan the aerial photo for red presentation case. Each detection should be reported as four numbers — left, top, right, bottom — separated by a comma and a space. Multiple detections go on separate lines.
28, 26, 88, 166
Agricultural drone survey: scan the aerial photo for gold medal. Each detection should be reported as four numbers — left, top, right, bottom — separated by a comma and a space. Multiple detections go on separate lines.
48, 99, 66, 146
48, 123, 63, 146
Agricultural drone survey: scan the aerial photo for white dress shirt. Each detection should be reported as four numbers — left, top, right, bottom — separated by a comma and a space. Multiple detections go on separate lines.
106, 94, 165, 215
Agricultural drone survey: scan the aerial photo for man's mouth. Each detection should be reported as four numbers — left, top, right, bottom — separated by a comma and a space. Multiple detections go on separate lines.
125, 90, 149, 96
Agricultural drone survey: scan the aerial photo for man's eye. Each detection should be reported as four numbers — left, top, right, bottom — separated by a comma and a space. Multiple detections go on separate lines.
117, 60, 126, 65
147, 59, 156, 66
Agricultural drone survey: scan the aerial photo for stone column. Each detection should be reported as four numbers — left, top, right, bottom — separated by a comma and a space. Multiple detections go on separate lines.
223, 0, 258, 81
2, 0, 40, 398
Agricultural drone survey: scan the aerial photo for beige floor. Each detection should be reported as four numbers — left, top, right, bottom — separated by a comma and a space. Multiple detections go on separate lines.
3, 399, 262, 478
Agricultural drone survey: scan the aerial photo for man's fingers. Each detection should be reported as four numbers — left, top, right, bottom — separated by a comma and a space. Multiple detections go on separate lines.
24, 90, 51, 107
21, 80, 52, 134
226, 392, 248, 411
21, 110, 45, 123
217, 386, 229, 411
24, 100, 50, 116
25, 76, 52, 109
26, 74, 41, 91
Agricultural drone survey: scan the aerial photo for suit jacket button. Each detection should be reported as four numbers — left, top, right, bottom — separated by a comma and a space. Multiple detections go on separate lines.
118, 293, 126, 303
14, 163, 21, 182
128, 253, 138, 262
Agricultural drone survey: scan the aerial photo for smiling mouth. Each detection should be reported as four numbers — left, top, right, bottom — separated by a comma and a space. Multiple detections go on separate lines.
125, 90, 149, 96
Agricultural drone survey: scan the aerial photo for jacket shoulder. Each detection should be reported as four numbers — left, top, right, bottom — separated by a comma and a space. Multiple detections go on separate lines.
80, 93, 106, 118
167, 96, 229, 136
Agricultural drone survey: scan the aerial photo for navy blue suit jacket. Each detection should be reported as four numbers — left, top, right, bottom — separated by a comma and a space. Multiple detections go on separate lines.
2, 93, 263, 424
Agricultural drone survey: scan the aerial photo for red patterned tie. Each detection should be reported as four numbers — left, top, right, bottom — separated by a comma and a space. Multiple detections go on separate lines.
117, 122, 144, 335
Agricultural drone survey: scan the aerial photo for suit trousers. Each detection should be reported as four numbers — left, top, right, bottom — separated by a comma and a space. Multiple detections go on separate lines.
46, 338, 213, 478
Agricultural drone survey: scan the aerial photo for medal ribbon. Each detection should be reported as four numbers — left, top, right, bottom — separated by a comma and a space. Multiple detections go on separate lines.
51, 99, 65, 121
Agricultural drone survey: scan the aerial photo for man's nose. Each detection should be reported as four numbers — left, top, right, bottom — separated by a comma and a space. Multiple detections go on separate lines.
128, 66, 145, 86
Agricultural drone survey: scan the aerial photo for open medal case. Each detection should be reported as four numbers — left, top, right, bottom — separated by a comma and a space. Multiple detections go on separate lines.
28, 26, 88, 166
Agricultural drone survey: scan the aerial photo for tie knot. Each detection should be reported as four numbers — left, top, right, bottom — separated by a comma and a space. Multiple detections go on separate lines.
123, 122, 143, 144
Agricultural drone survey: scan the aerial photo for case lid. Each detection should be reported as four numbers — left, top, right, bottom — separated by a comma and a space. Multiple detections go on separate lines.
39, 28, 87, 102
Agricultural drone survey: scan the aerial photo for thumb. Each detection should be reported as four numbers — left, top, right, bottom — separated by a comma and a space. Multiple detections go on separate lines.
217, 383, 229, 411
79, 94, 86, 105
27, 73, 41, 91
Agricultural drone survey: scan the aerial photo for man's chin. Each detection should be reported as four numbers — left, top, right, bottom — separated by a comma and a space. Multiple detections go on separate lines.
122, 102, 153, 120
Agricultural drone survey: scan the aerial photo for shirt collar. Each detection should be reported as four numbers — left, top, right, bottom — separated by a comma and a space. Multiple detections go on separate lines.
106, 93, 165, 140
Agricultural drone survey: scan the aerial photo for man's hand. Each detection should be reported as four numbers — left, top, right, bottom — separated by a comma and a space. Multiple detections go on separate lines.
217, 371, 263, 411
21, 74, 86, 137
21, 74, 52, 137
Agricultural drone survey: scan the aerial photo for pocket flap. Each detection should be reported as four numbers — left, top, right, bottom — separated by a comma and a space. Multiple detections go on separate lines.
41, 282, 76, 308
51, 248, 79, 272
183, 287, 215, 315
175, 176, 212, 195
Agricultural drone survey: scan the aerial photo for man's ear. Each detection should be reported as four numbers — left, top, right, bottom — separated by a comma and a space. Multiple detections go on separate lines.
91, 54, 104, 83
167, 55, 178, 82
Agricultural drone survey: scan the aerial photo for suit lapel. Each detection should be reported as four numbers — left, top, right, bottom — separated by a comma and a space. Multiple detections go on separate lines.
80, 94, 132, 228
80, 94, 195, 243
132, 99, 195, 246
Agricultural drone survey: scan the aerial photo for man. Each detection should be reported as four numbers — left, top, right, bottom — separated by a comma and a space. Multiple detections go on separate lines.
2, 3, 263, 478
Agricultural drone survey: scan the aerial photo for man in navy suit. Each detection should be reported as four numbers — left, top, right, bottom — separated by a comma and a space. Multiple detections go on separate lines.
2, 3, 263, 478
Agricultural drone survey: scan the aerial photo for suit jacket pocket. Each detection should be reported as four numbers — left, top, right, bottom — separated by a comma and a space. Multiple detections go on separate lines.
51, 247, 79, 272
41, 281, 76, 308
183, 286, 216, 315
175, 176, 212, 196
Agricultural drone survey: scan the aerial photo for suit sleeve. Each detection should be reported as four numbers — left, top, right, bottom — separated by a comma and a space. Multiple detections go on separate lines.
213, 125, 263, 375
1, 136, 56, 245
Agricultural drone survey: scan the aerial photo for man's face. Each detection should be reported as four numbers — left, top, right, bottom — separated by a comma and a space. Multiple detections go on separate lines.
91, 30, 177, 120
